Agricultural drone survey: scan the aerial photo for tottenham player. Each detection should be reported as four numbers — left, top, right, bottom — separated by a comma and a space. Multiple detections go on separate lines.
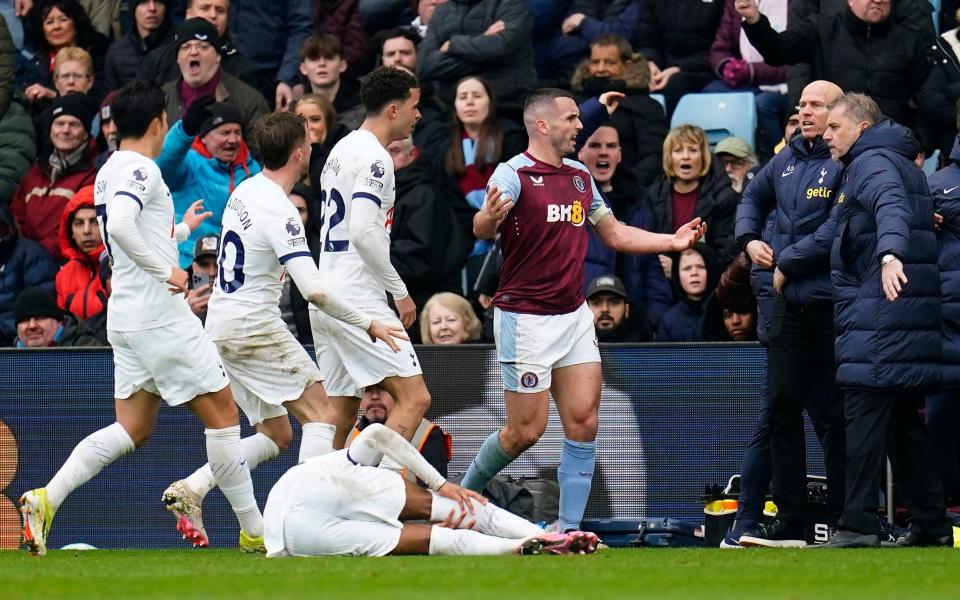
19, 81, 263, 555
311, 66, 431, 454
162, 112, 408, 548
264, 423, 600, 557
461, 89, 706, 533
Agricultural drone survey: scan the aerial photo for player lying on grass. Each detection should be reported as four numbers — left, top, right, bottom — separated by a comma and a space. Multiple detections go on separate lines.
263, 423, 600, 556
160, 111, 407, 551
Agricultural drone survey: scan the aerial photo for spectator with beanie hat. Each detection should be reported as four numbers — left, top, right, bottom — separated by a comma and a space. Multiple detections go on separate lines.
156, 98, 260, 266
0, 203, 57, 346
13, 286, 101, 347
95, 90, 118, 169
161, 17, 269, 134
11, 93, 98, 260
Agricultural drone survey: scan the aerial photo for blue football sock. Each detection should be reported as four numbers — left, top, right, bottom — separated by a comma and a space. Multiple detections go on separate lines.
557, 438, 596, 532
461, 430, 515, 492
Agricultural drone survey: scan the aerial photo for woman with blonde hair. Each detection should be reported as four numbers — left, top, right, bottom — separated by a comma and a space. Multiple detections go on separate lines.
419, 292, 482, 345
646, 124, 738, 270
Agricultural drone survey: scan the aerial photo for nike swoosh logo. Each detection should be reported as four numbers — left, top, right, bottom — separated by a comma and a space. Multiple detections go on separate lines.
945, 186, 959, 194
781, 169, 794, 177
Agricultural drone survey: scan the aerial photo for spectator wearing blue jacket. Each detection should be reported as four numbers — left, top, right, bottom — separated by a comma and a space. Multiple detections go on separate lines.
925, 129, 960, 507
0, 202, 57, 345
156, 99, 261, 267
733, 80, 845, 548
656, 242, 719, 341
818, 93, 951, 548
579, 123, 673, 323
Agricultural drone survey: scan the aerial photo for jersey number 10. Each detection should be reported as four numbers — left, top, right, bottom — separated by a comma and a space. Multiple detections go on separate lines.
218, 230, 245, 293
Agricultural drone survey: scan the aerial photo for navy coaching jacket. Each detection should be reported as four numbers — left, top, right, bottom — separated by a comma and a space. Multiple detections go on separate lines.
928, 136, 960, 387
832, 119, 941, 391
736, 132, 842, 308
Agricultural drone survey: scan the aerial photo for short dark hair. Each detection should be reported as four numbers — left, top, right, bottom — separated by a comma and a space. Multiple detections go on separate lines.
112, 80, 166, 141
254, 112, 307, 170
300, 33, 343, 62
360, 66, 418, 115
523, 88, 575, 118
373, 27, 420, 56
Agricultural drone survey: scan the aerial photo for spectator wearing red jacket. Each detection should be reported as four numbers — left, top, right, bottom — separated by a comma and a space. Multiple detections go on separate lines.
10, 93, 97, 261
55, 185, 106, 322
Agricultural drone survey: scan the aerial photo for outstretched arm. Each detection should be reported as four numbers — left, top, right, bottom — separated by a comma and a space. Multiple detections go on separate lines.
593, 213, 706, 255
285, 256, 407, 351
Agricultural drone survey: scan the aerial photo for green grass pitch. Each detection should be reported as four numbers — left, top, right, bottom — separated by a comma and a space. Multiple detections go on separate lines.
0, 548, 958, 599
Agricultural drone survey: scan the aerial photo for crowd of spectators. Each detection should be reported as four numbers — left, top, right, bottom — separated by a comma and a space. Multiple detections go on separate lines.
1, 0, 955, 352
0, 0, 957, 537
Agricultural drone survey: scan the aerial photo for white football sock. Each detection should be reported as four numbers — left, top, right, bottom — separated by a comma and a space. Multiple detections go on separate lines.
298, 423, 336, 463
429, 493, 544, 539
205, 426, 262, 537
427, 525, 524, 556
184, 432, 280, 498
46, 422, 135, 510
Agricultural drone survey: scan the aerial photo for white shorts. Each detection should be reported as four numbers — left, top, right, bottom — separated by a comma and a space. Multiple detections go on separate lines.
265, 452, 406, 557
108, 318, 229, 407
214, 329, 323, 426
309, 306, 421, 398
494, 302, 600, 393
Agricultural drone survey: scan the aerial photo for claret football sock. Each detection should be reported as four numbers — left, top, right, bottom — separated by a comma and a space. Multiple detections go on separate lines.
298, 423, 335, 463
185, 432, 280, 498
430, 492, 543, 538
205, 426, 263, 537
47, 422, 135, 510
461, 430, 515, 492
557, 438, 595, 532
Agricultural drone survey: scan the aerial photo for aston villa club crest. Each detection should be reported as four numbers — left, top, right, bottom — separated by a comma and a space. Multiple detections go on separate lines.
573, 175, 586, 193
521, 372, 539, 388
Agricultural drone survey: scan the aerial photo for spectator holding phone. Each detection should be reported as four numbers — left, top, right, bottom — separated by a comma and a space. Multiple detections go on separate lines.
187, 234, 219, 320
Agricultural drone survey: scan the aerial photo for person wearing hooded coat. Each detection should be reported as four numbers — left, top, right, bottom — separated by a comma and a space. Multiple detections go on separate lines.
818, 94, 951, 547
656, 242, 720, 341
923, 128, 960, 507
54, 184, 106, 323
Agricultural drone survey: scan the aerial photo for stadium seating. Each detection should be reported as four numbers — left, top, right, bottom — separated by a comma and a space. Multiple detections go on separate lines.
924, 149, 942, 176
930, 0, 941, 34
670, 92, 757, 150
650, 93, 666, 112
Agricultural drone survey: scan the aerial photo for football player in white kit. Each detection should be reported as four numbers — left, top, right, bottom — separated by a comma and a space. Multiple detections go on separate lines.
162, 111, 408, 548
263, 423, 600, 557
19, 81, 263, 555
312, 66, 431, 451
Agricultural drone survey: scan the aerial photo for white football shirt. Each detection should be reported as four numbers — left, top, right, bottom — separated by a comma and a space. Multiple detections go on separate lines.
94, 150, 193, 331
205, 173, 313, 340
316, 129, 396, 309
